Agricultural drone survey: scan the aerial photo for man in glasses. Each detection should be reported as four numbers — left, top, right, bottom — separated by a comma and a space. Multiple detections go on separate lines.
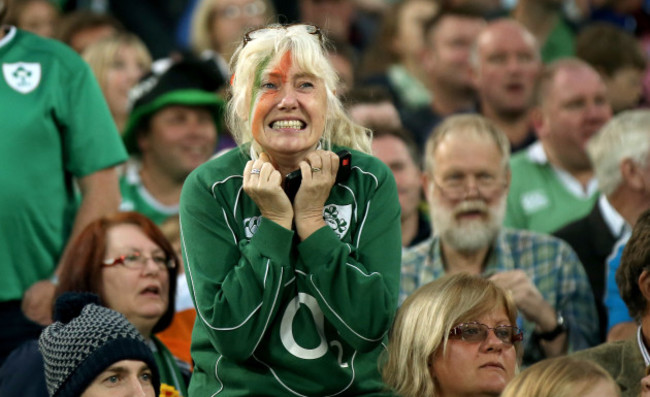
401, 114, 599, 366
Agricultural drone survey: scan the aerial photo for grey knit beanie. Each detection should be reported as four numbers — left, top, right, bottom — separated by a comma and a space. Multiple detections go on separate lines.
38, 292, 161, 397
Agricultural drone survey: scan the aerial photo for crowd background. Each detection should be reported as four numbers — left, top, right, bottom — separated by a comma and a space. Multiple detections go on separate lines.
3, 0, 650, 395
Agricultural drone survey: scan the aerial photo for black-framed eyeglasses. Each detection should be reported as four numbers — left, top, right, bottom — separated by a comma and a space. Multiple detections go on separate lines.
103, 251, 175, 270
242, 24, 323, 48
449, 322, 523, 345
432, 175, 507, 201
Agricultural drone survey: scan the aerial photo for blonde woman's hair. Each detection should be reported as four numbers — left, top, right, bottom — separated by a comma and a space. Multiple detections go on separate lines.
382, 273, 521, 397
500, 356, 620, 397
82, 32, 152, 96
424, 114, 510, 177
190, 0, 276, 56
227, 24, 371, 155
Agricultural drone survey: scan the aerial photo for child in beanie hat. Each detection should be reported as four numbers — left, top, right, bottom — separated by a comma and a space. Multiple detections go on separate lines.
38, 292, 161, 397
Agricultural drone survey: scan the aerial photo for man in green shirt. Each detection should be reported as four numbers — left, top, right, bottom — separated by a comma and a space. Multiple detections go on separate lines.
505, 58, 612, 233
0, 5, 127, 362
119, 59, 225, 224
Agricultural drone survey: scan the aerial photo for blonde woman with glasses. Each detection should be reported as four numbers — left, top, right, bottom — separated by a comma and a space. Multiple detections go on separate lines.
383, 273, 522, 397
180, 23, 401, 396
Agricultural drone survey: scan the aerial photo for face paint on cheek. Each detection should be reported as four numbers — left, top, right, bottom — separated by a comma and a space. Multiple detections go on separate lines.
250, 51, 294, 142
252, 92, 276, 141
249, 55, 272, 139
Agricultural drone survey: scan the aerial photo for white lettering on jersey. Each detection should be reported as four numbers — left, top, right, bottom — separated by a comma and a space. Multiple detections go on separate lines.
521, 190, 550, 214
280, 293, 328, 359
3, 62, 41, 94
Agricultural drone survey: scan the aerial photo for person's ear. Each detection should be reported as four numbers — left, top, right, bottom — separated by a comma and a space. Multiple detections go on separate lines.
529, 107, 545, 139
136, 129, 151, 154
638, 270, 650, 305
620, 158, 645, 191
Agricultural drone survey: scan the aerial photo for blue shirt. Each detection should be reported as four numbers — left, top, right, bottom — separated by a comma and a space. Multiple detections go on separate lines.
605, 237, 633, 331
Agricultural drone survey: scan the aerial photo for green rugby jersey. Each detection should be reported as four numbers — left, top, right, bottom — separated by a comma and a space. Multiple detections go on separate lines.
0, 27, 126, 301
119, 161, 179, 225
180, 145, 401, 396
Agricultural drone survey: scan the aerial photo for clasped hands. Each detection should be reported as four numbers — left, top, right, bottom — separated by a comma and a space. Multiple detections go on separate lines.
243, 151, 339, 240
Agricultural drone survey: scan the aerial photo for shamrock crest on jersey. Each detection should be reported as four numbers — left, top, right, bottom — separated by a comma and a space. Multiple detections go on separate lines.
323, 204, 352, 239
3, 62, 41, 94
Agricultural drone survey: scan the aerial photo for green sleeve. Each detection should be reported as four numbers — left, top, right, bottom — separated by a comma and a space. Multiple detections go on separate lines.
297, 163, 402, 352
179, 169, 294, 362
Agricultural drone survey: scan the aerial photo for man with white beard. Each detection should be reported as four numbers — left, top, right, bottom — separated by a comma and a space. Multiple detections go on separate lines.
400, 114, 598, 366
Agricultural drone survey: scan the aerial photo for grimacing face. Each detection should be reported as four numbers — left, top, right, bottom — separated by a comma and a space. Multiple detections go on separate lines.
249, 50, 328, 162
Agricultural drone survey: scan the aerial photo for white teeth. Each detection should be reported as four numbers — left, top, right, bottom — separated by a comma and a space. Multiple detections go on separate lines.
271, 120, 303, 129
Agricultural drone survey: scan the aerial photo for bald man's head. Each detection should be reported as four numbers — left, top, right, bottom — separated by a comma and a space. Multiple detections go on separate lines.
472, 19, 541, 119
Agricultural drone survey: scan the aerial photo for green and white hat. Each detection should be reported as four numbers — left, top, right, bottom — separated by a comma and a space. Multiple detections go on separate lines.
122, 58, 226, 154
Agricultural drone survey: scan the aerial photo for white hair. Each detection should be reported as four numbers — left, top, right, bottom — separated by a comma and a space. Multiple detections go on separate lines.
587, 109, 650, 196
227, 24, 371, 155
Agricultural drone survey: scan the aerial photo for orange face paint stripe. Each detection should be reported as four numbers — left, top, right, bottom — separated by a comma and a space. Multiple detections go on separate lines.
250, 51, 293, 142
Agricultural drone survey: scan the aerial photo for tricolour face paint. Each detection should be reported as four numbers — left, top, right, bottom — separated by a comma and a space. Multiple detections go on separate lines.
248, 48, 328, 168
250, 50, 292, 141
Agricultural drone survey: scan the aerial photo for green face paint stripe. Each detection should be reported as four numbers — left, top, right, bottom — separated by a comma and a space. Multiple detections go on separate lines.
249, 55, 272, 121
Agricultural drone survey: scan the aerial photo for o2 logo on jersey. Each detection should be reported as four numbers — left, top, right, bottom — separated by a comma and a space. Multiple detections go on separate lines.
3, 62, 41, 94
279, 293, 349, 368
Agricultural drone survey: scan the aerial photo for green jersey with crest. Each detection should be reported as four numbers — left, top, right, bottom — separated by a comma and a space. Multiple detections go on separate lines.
0, 27, 127, 301
180, 145, 401, 396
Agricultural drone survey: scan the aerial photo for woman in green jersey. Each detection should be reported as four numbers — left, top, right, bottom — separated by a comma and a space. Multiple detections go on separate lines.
180, 23, 402, 396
